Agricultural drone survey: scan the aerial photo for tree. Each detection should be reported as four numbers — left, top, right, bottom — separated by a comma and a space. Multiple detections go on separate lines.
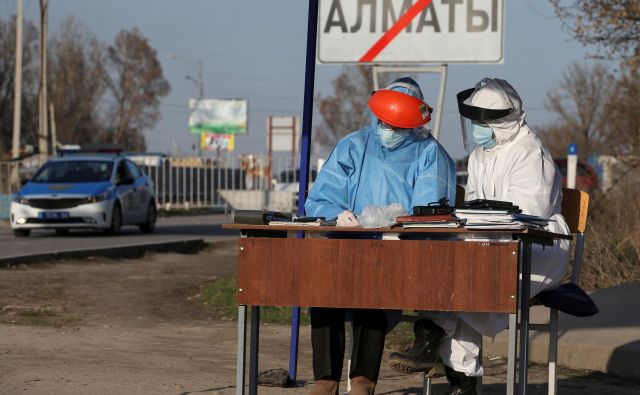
601, 70, 640, 158
539, 62, 611, 158
48, 17, 106, 147
314, 65, 374, 153
550, 1, 640, 70
536, 62, 640, 290
0, 16, 40, 158
101, 28, 170, 151
314, 66, 413, 154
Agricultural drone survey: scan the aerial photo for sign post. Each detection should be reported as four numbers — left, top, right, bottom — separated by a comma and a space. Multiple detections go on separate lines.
289, 0, 506, 384
567, 143, 578, 189
267, 116, 301, 169
289, 0, 319, 383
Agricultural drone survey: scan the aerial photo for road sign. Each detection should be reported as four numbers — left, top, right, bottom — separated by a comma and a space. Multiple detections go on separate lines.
318, 0, 504, 63
567, 143, 578, 189
267, 116, 300, 153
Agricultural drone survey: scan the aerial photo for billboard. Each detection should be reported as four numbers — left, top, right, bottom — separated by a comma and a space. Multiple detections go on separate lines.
318, 0, 504, 63
201, 133, 235, 152
267, 116, 300, 153
188, 99, 248, 135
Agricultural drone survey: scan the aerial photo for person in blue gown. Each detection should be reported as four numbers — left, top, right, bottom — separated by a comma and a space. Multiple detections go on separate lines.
305, 77, 456, 395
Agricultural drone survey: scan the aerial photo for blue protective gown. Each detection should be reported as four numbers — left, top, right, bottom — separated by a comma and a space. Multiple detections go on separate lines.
305, 124, 456, 219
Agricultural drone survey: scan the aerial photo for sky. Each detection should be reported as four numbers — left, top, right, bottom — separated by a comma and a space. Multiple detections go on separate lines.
2, 0, 609, 162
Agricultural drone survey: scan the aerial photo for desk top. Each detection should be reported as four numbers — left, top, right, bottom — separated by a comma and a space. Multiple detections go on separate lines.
222, 223, 573, 240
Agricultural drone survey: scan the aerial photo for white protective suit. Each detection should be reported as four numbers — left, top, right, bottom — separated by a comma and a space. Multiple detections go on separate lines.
422, 78, 571, 376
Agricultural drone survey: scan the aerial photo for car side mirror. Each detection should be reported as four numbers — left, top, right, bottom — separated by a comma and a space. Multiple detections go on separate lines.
117, 177, 134, 186
20, 178, 29, 186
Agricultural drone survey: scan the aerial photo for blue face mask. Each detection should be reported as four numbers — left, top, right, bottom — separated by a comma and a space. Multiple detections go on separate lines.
377, 123, 410, 149
471, 123, 496, 149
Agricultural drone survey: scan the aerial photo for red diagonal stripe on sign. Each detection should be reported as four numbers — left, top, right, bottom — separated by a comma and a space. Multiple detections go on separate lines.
359, 0, 434, 62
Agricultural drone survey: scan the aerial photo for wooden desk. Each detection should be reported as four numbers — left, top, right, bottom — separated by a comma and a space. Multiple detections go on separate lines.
224, 224, 571, 395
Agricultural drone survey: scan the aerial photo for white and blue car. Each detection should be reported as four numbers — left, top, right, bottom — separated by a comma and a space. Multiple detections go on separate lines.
10, 155, 156, 237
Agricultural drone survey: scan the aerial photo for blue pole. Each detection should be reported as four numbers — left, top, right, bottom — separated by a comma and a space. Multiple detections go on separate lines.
288, 0, 319, 384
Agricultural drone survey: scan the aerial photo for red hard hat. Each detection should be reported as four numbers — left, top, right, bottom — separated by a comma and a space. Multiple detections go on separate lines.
368, 90, 432, 129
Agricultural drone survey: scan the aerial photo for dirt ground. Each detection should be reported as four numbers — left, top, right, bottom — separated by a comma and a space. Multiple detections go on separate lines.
1, 240, 639, 395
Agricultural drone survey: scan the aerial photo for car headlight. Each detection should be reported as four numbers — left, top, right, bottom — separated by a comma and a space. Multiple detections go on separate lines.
13, 194, 29, 205
81, 190, 111, 205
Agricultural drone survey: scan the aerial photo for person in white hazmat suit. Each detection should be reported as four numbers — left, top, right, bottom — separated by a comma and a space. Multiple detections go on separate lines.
387, 78, 570, 395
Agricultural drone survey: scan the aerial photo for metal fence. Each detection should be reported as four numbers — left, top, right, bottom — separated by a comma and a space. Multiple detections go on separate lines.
0, 153, 473, 220
0, 155, 314, 219
0, 157, 44, 220
130, 155, 312, 213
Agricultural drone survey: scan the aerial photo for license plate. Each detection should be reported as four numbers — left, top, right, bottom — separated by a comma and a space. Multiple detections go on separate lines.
38, 211, 70, 219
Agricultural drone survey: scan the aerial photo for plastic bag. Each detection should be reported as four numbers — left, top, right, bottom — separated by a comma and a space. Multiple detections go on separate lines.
357, 204, 407, 228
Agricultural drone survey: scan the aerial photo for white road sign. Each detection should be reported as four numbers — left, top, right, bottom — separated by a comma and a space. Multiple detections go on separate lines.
267, 116, 301, 153
318, 0, 504, 63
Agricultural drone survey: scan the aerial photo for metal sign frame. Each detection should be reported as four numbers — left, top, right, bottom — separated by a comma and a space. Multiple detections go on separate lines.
372, 64, 448, 140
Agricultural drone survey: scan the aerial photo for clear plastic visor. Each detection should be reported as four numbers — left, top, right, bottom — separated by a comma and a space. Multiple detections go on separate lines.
460, 117, 490, 153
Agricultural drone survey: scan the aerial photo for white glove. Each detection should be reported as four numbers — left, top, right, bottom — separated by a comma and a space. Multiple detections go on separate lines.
337, 210, 360, 227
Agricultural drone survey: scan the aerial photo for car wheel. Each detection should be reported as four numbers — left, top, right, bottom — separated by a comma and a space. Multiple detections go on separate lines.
105, 204, 122, 235
13, 229, 31, 238
140, 202, 156, 233
55, 229, 69, 235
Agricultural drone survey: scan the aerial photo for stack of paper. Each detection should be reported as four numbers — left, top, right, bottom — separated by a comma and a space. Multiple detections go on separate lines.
395, 214, 463, 229
268, 220, 323, 226
455, 209, 549, 230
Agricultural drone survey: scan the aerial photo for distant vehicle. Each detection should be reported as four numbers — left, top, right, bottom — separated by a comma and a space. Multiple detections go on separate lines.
455, 157, 598, 191
10, 155, 156, 237
553, 158, 599, 191
272, 169, 318, 191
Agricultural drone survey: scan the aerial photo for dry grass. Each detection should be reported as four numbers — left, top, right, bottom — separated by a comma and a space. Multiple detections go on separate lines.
579, 181, 640, 291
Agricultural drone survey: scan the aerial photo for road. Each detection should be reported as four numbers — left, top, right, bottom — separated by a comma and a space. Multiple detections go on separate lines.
0, 214, 239, 262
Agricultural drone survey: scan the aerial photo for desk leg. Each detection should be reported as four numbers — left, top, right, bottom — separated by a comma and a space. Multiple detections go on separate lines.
249, 306, 260, 395
237, 305, 247, 395
518, 241, 532, 395
288, 306, 301, 383
507, 313, 517, 395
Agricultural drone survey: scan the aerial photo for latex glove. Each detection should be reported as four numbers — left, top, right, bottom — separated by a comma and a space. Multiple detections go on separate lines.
337, 210, 360, 227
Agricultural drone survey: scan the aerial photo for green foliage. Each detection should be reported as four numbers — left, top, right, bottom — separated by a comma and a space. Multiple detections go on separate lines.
0, 310, 80, 328
200, 276, 310, 326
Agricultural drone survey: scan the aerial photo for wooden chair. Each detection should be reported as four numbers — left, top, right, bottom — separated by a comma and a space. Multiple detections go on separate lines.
521, 188, 590, 395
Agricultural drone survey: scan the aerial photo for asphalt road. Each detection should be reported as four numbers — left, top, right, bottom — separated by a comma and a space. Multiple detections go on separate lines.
0, 214, 239, 261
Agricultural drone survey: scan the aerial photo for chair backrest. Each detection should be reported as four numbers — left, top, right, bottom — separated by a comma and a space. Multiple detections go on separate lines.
455, 184, 465, 207
560, 188, 590, 284
560, 188, 590, 234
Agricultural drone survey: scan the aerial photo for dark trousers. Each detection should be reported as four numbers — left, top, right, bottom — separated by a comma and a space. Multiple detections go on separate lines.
311, 307, 387, 382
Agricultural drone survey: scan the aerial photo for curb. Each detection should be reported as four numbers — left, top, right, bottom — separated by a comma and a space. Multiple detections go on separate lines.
483, 333, 640, 381
481, 302, 640, 381
0, 238, 207, 267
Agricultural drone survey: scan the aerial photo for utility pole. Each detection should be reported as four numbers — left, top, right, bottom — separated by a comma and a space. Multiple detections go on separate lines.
49, 103, 57, 156
167, 53, 205, 157
12, 0, 23, 161
38, 0, 49, 163
10, 0, 24, 187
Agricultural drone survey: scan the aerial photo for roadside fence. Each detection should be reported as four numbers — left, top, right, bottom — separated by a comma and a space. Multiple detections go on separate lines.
0, 154, 315, 219
0, 157, 44, 220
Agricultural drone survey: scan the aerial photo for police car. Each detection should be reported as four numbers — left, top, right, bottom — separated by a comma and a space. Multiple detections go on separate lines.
10, 154, 156, 237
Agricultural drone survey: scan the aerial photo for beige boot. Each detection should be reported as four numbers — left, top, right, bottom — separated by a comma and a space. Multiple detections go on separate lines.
349, 376, 376, 394
310, 379, 339, 395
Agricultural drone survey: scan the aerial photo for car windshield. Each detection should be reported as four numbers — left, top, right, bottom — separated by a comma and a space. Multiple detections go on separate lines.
31, 160, 113, 183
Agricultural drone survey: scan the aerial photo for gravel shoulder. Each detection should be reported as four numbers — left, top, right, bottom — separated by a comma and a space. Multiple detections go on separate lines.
1, 241, 638, 394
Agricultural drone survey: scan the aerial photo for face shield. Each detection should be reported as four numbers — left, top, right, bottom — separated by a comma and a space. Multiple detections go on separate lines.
457, 87, 515, 152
